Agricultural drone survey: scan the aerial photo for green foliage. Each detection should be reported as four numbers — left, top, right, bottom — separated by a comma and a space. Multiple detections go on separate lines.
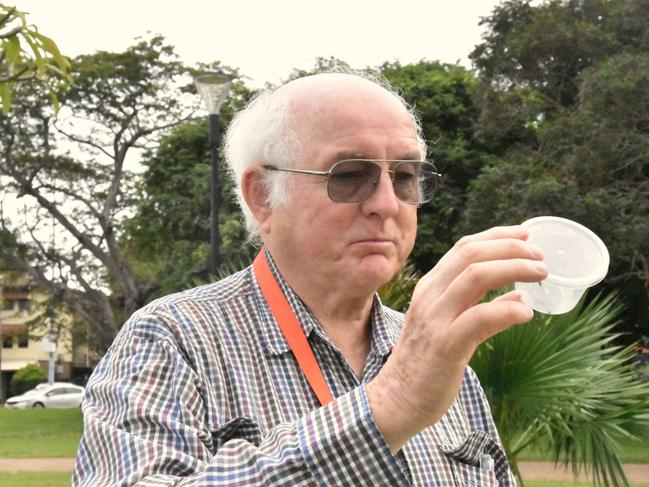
0, 3, 71, 114
0, 35, 239, 348
471, 292, 649, 486
119, 60, 254, 297
467, 0, 649, 345
377, 262, 420, 312
471, 0, 623, 107
9, 363, 46, 396
380, 61, 490, 271
122, 116, 256, 298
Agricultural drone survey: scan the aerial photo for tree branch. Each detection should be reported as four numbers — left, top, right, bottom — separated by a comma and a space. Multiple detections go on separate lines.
34, 182, 103, 222
54, 123, 114, 159
0, 7, 17, 27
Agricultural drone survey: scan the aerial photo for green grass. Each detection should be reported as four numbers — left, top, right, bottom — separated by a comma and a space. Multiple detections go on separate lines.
518, 437, 649, 464
2, 471, 72, 487
1, 406, 647, 468
0, 408, 83, 458
526, 482, 649, 487
4, 473, 649, 487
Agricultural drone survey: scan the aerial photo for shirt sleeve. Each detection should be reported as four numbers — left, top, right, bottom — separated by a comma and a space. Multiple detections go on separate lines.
72, 321, 410, 486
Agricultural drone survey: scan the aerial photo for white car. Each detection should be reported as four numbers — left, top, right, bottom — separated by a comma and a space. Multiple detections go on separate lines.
4, 382, 85, 409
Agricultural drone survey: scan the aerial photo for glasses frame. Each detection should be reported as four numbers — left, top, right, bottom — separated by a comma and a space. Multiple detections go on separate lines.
263, 159, 442, 205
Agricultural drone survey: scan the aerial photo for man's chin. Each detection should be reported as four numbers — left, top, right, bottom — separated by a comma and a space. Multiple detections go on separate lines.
356, 255, 399, 288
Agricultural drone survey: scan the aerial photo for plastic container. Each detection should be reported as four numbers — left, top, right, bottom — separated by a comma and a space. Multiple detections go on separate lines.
514, 216, 609, 315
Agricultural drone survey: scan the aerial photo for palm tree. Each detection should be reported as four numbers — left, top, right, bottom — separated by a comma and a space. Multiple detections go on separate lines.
470, 292, 649, 486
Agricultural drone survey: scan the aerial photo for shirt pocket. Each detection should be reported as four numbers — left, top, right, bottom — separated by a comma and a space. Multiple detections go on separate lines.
211, 416, 263, 452
440, 430, 502, 487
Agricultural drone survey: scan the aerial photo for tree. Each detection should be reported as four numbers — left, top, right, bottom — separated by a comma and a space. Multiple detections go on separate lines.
380, 61, 491, 272
471, 0, 621, 108
0, 36, 218, 350
122, 116, 255, 300
0, 3, 70, 114
466, 0, 649, 344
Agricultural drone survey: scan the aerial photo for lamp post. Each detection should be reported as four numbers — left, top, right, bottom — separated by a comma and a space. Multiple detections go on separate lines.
194, 72, 232, 276
42, 328, 57, 384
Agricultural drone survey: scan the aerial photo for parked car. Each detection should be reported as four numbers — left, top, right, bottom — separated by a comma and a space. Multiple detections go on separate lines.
4, 382, 85, 409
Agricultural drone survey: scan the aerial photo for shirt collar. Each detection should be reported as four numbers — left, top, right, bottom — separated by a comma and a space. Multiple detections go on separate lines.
251, 249, 398, 359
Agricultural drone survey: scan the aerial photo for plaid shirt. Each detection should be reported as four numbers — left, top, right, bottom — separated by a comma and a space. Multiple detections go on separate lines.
73, 251, 516, 486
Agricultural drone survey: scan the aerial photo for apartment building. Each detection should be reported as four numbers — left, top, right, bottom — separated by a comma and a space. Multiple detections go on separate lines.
0, 274, 96, 400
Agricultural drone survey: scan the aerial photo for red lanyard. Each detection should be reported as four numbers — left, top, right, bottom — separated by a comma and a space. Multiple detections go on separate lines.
253, 250, 334, 406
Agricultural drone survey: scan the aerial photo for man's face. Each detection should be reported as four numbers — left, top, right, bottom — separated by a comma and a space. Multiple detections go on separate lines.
263, 77, 420, 293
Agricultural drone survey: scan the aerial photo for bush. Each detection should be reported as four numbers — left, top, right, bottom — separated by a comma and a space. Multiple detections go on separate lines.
10, 364, 46, 396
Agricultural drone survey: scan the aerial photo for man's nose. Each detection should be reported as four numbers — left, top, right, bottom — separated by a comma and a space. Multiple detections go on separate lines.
361, 170, 400, 218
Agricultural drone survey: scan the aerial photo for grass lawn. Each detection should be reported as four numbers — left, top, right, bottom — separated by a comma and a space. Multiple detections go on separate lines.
526, 482, 649, 487
2, 471, 73, 487
1, 407, 648, 461
0, 408, 83, 458
3, 472, 649, 487
519, 438, 649, 464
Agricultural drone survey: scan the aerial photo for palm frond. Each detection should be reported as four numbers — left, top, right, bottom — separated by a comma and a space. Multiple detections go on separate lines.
377, 261, 420, 312
471, 290, 649, 486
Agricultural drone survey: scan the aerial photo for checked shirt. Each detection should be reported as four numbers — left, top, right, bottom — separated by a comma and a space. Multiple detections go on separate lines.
73, 250, 516, 486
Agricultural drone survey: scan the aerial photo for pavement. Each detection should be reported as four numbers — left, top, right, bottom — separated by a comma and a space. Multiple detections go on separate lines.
1, 458, 648, 483
0, 457, 75, 471
518, 461, 649, 483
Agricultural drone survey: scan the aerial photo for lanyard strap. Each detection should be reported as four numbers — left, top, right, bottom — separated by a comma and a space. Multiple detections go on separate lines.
253, 250, 334, 406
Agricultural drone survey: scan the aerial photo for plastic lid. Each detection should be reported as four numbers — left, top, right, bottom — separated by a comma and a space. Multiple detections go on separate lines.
521, 216, 609, 289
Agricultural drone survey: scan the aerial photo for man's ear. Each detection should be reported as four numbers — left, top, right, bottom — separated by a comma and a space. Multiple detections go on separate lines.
241, 167, 272, 232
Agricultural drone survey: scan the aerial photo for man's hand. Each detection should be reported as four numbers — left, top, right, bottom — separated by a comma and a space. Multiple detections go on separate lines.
366, 226, 548, 452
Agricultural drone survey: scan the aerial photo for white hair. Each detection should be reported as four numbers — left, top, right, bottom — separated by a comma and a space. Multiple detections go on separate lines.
223, 69, 427, 241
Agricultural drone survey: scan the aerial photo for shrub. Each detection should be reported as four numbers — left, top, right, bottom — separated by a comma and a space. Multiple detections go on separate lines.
10, 363, 47, 396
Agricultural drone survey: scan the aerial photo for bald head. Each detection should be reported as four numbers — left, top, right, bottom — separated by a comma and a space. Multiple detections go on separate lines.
285, 75, 416, 158
276, 72, 408, 110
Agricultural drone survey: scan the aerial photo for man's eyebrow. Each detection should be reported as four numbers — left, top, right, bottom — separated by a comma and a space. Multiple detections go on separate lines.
332, 151, 369, 161
395, 152, 423, 161
331, 151, 423, 161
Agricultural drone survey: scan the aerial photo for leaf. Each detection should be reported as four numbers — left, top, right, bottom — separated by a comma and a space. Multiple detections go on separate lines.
32, 31, 70, 72
0, 81, 12, 115
48, 87, 60, 113
4, 35, 22, 64
21, 33, 46, 77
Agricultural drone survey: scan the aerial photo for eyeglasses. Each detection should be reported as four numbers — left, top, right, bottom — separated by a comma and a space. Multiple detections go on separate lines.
263, 159, 441, 205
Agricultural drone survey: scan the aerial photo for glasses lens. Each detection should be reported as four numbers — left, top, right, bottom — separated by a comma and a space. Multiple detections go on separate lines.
393, 161, 438, 204
328, 160, 381, 203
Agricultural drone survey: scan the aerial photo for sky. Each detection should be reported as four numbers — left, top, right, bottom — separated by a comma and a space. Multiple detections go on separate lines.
15, 0, 505, 87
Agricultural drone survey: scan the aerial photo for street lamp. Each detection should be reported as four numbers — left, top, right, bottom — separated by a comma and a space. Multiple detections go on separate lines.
194, 72, 232, 276
42, 328, 57, 384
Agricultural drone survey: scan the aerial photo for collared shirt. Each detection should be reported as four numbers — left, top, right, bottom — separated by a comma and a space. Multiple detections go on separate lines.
73, 251, 516, 486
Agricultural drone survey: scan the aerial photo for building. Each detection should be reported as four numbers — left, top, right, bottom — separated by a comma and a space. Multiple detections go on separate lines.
0, 274, 96, 400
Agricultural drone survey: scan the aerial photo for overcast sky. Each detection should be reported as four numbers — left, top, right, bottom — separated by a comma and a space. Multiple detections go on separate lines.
16, 0, 505, 87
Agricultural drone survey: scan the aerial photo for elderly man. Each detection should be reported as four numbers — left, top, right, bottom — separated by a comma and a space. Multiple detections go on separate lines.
73, 72, 547, 486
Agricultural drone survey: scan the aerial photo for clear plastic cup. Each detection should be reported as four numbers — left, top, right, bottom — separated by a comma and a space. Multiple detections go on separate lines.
514, 216, 609, 315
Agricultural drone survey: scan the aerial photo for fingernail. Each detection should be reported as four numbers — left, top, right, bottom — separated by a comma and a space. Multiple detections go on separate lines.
534, 261, 549, 274
529, 244, 544, 259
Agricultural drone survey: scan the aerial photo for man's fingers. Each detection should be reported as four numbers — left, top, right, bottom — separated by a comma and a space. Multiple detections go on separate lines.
452, 225, 529, 247
433, 258, 548, 323
450, 298, 535, 356
416, 228, 540, 300
492, 290, 527, 303
423, 238, 542, 292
